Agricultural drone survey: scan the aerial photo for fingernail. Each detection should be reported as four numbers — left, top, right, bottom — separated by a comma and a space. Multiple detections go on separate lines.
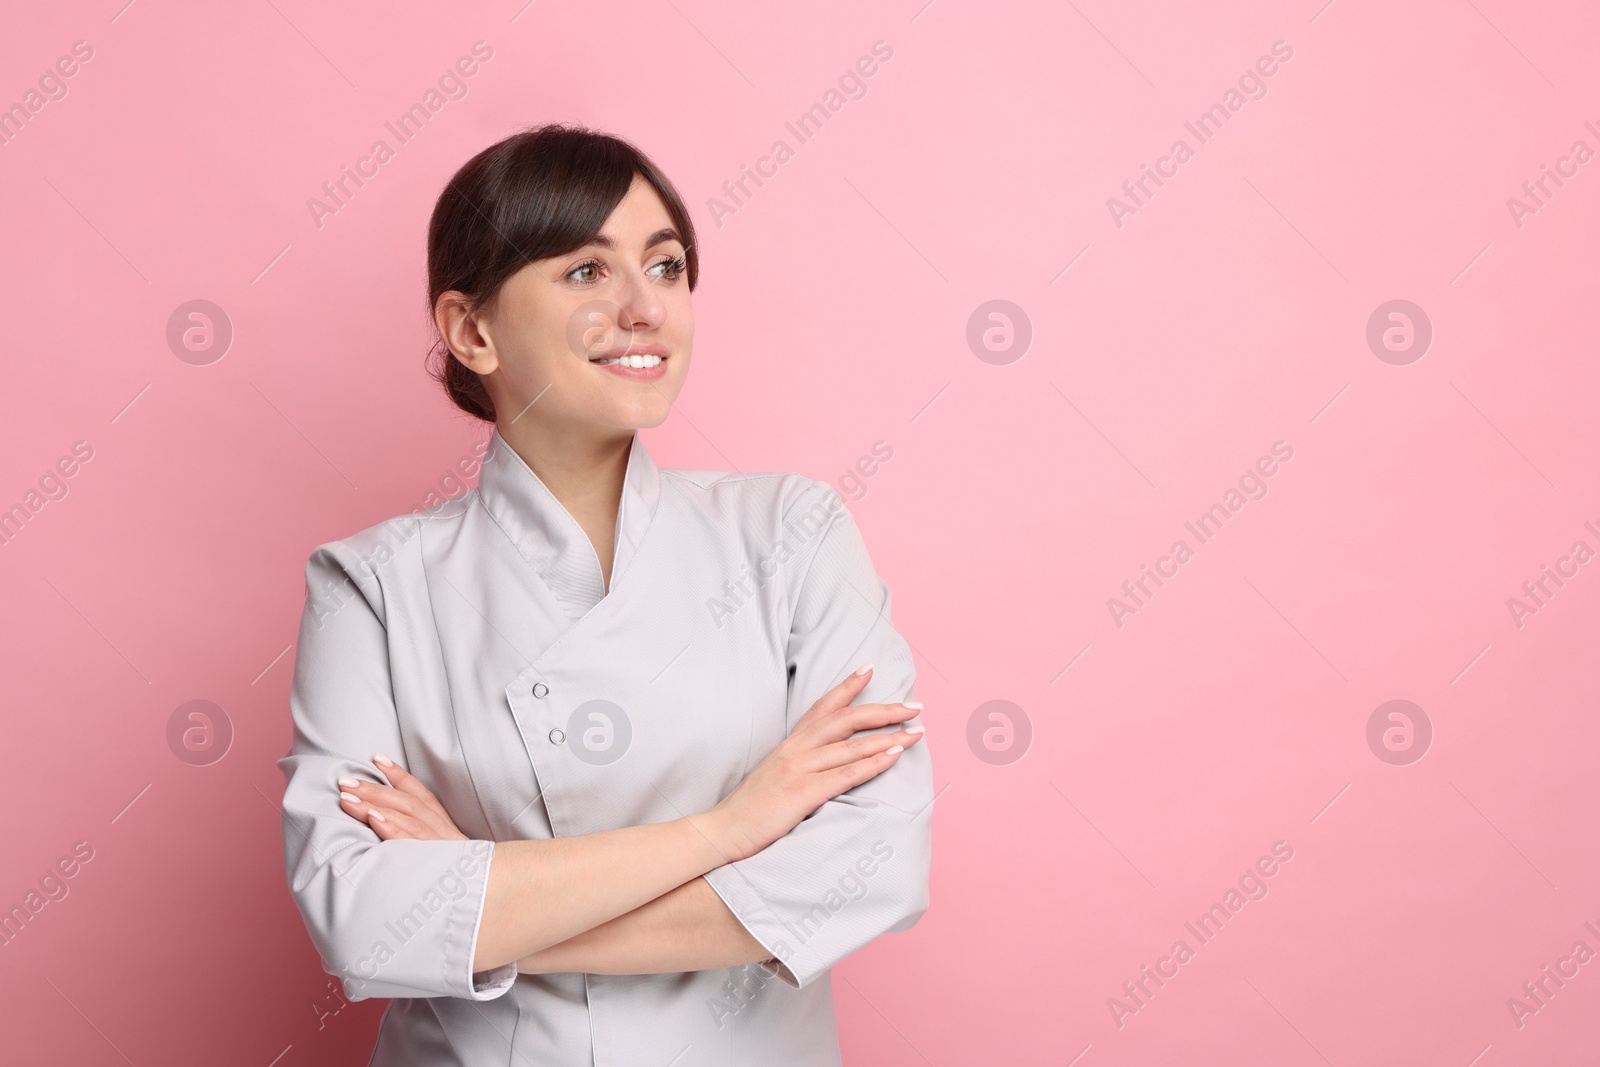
901, 701, 923, 710
339, 792, 360, 804
905, 724, 925, 735
368, 809, 387, 822
373, 753, 394, 767
886, 744, 904, 755
337, 777, 360, 789
854, 662, 874, 676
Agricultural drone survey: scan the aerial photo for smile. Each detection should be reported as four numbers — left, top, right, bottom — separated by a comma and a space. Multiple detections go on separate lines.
590, 354, 665, 367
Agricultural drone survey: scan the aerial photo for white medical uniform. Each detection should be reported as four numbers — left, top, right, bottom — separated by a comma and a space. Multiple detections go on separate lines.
278, 427, 934, 1065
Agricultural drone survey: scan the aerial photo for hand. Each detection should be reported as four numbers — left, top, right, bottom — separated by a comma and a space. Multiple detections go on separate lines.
692, 665, 924, 864
337, 754, 468, 842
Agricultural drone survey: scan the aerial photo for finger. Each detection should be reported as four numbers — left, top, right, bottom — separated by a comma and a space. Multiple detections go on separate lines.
372, 753, 435, 801
793, 666, 875, 731
809, 723, 924, 771
338, 789, 381, 828
824, 744, 909, 796
366, 806, 425, 841
805, 701, 922, 746
339, 777, 420, 818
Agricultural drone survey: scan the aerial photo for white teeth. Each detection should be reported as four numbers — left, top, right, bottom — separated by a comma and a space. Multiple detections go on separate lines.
597, 354, 663, 368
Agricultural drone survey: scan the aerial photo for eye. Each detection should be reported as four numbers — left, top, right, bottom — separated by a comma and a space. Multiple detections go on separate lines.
566, 258, 603, 284
649, 254, 687, 282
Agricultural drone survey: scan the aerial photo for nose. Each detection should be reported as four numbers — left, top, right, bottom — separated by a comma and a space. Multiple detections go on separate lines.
613, 262, 669, 336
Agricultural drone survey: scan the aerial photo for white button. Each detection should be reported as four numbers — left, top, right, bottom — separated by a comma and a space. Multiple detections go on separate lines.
532, 682, 549, 699
548, 728, 565, 744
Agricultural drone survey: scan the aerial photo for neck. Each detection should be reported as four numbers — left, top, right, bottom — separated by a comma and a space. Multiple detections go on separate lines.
494, 417, 633, 518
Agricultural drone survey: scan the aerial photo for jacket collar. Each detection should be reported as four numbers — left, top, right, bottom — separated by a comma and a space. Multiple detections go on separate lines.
476, 426, 662, 619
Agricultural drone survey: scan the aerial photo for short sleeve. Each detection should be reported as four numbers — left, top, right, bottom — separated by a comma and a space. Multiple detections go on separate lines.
703, 480, 934, 988
277, 540, 516, 1002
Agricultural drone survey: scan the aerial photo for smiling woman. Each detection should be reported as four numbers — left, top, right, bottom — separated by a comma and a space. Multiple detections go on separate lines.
277, 123, 933, 1066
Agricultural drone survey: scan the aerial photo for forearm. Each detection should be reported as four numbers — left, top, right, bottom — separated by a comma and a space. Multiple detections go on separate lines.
517, 876, 771, 975
473, 814, 735, 972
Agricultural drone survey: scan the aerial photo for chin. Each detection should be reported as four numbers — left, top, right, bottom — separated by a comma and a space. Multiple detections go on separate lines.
606, 399, 675, 431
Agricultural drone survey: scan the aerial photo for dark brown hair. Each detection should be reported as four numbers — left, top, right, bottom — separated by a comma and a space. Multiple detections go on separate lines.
425, 123, 700, 422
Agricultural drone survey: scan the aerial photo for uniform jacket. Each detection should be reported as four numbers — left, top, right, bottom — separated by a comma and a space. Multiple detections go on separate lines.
277, 427, 934, 1065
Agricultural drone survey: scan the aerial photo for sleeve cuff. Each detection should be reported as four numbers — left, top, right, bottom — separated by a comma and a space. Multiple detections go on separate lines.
703, 865, 828, 990
463, 842, 517, 1000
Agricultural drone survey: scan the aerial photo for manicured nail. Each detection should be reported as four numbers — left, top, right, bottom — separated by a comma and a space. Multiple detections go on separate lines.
901, 701, 923, 710
339, 792, 360, 805
368, 809, 387, 822
854, 662, 874, 676
885, 744, 904, 755
373, 753, 394, 767
905, 725, 926, 735
337, 777, 360, 790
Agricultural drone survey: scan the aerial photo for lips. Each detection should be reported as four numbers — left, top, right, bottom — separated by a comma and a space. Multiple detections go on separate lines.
590, 343, 667, 364
588, 342, 670, 381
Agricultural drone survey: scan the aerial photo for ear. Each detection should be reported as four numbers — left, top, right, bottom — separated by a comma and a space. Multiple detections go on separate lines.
435, 291, 500, 375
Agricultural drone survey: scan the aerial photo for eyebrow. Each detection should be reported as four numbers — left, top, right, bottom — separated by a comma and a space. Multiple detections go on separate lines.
584, 228, 684, 252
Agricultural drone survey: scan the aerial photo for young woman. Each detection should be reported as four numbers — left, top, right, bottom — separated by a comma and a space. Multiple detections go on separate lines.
278, 123, 932, 1066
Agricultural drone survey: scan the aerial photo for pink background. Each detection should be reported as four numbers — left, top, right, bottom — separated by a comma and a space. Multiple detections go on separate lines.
3, 0, 1598, 1063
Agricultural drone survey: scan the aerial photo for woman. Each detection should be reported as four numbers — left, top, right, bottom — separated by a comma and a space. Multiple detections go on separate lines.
278, 123, 933, 1066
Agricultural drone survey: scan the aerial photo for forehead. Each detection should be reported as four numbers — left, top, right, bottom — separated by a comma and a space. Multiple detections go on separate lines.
591, 177, 680, 246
